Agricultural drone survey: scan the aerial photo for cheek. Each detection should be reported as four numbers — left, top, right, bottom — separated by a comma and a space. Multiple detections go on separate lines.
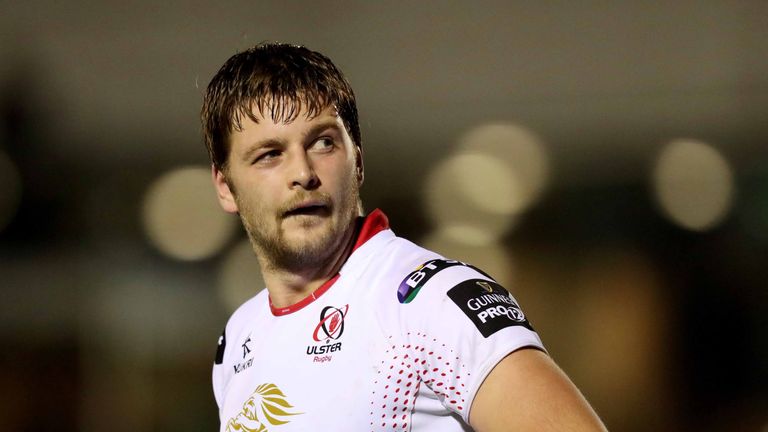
330, 159, 358, 186
234, 177, 276, 206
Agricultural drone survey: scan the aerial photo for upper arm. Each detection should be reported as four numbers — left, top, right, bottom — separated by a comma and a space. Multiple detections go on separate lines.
398, 260, 546, 422
469, 348, 607, 432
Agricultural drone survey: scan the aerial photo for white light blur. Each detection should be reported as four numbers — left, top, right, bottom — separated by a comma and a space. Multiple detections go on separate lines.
0, 150, 22, 232
454, 152, 522, 215
424, 122, 550, 245
457, 123, 550, 215
652, 139, 735, 231
425, 154, 514, 246
217, 239, 266, 313
440, 224, 499, 247
142, 166, 237, 260
421, 229, 514, 288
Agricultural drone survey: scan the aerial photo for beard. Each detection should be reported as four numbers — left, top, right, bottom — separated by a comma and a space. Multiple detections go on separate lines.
235, 173, 361, 273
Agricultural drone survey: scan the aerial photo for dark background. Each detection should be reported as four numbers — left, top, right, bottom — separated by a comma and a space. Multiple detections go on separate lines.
0, 2, 766, 431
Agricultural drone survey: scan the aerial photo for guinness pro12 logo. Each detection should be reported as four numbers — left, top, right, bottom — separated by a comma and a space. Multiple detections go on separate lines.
448, 279, 533, 338
306, 304, 348, 363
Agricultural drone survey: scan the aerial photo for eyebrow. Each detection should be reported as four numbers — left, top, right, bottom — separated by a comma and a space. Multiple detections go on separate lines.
240, 138, 284, 163
305, 120, 343, 141
239, 120, 343, 162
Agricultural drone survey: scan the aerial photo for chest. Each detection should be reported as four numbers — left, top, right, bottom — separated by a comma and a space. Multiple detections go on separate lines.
221, 296, 406, 431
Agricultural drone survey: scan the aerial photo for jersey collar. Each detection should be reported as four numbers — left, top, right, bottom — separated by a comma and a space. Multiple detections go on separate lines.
269, 209, 390, 316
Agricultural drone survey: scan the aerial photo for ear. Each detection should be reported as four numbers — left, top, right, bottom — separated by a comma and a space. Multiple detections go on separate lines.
354, 145, 364, 186
211, 165, 239, 214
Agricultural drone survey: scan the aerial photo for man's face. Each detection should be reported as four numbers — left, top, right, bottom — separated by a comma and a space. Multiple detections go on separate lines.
213, 105, 363, 272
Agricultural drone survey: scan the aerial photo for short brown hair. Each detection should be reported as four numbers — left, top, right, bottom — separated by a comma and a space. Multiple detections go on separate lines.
201, 43, 361, 171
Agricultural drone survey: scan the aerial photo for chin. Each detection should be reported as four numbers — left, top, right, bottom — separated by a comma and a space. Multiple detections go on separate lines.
275, 234, 340, 271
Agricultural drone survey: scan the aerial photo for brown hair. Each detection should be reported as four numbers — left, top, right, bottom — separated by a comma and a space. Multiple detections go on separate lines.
201, 43, 361, 171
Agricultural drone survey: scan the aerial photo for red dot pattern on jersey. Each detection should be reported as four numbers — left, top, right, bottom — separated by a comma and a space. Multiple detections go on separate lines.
369, 333, 470, 431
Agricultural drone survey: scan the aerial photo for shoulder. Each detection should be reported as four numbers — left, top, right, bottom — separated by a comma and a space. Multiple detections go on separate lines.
363, 232, 500, 306
343, 230, 442, 298
395, 256, 493, 304
391, 247, 537, 339
375, 239, 545, 424
225, 289, 269, 336
214, 289, 269, 366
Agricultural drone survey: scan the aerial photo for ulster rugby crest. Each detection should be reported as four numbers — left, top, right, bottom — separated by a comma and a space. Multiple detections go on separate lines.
225, 383, 302, 432
312, 305, 348, 342
306, 304, 348, 363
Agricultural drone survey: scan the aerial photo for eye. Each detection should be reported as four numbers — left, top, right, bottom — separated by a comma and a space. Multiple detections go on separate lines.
310, 137, 335, 152
253, 149, 281, 164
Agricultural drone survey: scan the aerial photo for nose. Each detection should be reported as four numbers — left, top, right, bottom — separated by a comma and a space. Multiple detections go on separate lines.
289, 150, 319, 190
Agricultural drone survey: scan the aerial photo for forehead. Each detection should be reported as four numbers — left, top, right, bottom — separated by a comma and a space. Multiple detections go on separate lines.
231, 94, 338, 131
235, 103, 344, 136
246, 101, 339, 126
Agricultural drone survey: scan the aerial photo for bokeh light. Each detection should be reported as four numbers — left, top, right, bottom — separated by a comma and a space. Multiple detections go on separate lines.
454, 152, 522, 215
652, 139, 735, 231
425, 122, 550, 245
217, 239, 265, 313
142, 166, 237, 260
425, 154, 516, 245
457, 123, 550, 214
0, 150, 22, 233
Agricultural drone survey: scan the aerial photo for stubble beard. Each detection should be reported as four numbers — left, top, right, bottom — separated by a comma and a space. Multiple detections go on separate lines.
236, 175, 361, 274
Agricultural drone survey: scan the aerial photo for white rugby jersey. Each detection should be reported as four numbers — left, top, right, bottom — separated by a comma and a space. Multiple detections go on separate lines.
213, 209, 544, 432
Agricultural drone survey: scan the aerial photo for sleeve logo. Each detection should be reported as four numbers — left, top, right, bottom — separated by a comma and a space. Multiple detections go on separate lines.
447, 279, 534, 338
397, 259, 489, 304
214, 328, 226, 365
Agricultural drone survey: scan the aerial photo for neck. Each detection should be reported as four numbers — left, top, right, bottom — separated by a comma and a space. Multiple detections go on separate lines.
258, 220, 359, 310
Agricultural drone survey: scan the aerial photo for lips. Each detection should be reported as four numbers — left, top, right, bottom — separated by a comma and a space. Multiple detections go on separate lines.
283, 200, 330, 217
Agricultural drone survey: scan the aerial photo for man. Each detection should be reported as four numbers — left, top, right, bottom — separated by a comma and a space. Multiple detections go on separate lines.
202, 43, 607, 431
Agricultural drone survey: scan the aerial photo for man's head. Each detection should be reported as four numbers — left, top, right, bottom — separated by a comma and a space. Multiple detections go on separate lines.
201, 42, 361, 173
201, 43, 364, 272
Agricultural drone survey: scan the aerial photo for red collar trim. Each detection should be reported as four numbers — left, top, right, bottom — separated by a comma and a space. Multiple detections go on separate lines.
352, 208, 389, 251
269, 209, 390, 316
270, 274, 340, 316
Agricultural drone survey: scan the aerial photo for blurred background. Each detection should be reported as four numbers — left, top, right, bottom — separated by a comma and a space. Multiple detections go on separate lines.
1, 1, 767, 431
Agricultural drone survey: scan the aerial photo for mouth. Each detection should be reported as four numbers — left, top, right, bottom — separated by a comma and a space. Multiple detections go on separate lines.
283, 201, 330, 218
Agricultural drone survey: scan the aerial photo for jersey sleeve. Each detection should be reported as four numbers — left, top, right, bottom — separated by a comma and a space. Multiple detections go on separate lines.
397, 259, 545, 424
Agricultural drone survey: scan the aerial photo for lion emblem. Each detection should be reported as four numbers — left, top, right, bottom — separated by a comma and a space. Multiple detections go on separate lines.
226, 383, 302, 431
